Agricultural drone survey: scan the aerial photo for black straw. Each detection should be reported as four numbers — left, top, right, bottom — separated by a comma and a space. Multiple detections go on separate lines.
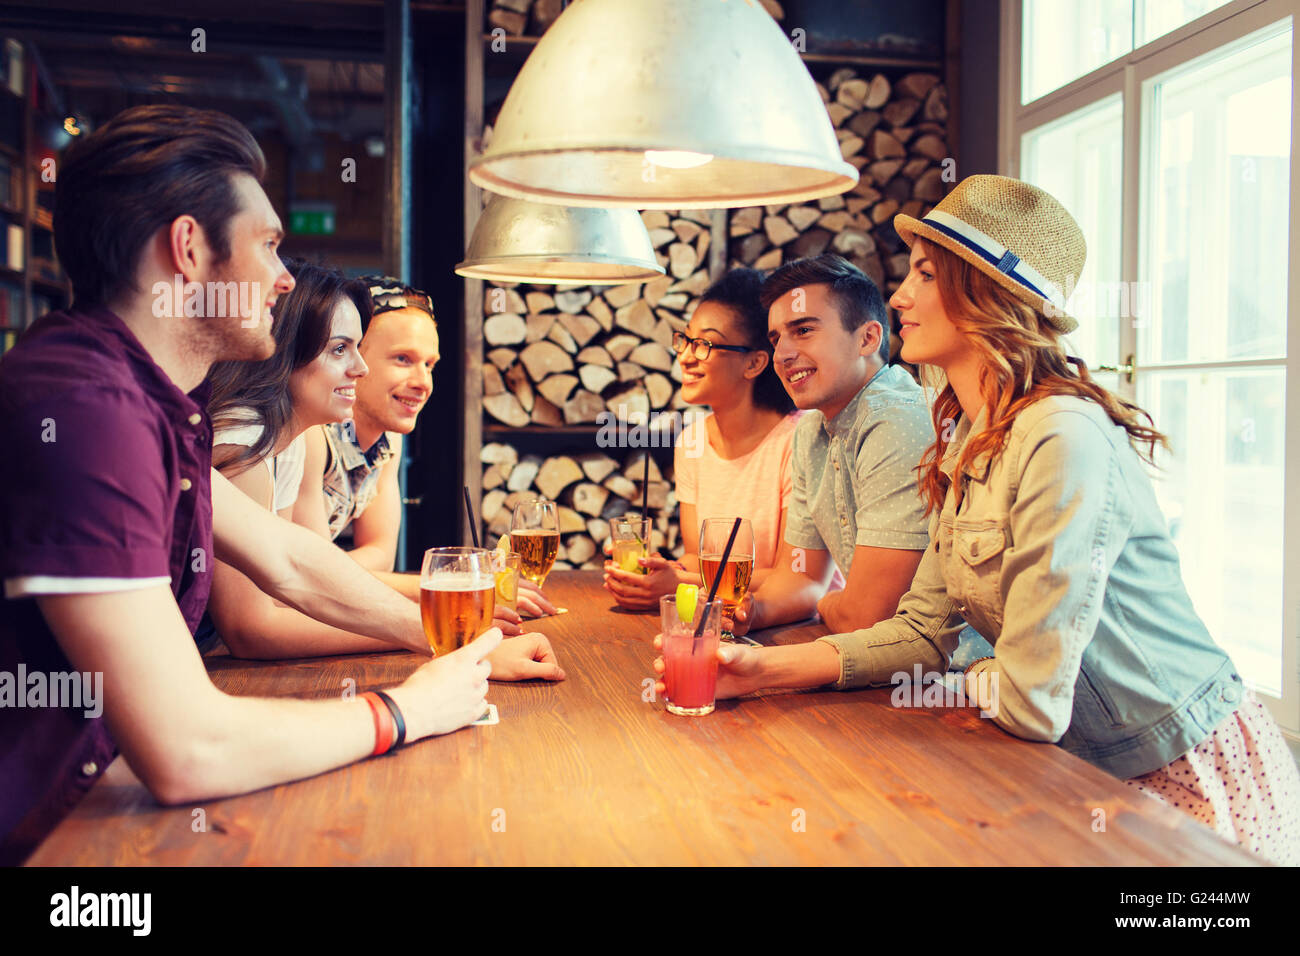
693, 516, 741, 651
640, 387, 651, 521
463, 485, 481, 548
640, 450, 650, 520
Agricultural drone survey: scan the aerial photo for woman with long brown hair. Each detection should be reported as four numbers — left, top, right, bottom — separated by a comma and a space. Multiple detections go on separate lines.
670, 175, 1298, 863
201, 259, 559, 674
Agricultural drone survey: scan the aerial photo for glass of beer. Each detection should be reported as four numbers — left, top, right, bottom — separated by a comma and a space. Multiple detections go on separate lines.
699, 517, 755, 640
419, 547, 497, 657
611, 513, 652, 575
510, 498, 561, 587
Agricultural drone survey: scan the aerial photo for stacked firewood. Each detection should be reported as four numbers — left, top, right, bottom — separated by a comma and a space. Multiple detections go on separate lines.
480, 209, 713, 429
480, 444, 679, 570
485, 0, 564, 36
728, 68, 948, 308
478, 202, 714, 568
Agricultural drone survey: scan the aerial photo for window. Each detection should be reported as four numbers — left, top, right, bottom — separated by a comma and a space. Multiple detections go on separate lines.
1138, 0, 1236, 44
1023, 0, 1132, 102
1004, 0, 1298, 729
1020, 94, 1124, 375
1138, 24, 1290, 694
1023, 0, 1245, 102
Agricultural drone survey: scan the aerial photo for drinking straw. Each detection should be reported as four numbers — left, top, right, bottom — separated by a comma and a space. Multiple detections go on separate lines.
463, 485, 481, 548
693, 515, 741, 652
640, 449, 650, 519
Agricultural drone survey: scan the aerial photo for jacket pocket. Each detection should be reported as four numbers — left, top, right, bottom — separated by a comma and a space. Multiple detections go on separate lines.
954, 525, 1006, 566
1074, 666, 1125, 731
948, 518, 1010, 634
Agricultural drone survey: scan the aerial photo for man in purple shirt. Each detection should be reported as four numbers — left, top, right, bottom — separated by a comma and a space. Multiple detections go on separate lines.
0, 104, 560, 864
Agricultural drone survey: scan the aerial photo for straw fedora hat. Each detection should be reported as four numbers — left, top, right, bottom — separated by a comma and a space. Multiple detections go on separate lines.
894, 174, 1086, 334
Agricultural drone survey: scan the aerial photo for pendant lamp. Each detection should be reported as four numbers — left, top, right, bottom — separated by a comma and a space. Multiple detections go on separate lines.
455, 195, 664, 284
469, 0, 858, 209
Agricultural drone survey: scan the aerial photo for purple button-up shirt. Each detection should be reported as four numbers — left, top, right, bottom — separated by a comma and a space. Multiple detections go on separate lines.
0, 305, 214, 864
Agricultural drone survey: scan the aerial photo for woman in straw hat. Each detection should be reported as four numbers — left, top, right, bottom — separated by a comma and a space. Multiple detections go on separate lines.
665, 174, 1299, 863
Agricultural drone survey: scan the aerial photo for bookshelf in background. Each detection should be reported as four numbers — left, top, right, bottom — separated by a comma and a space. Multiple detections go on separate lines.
0, 36, 72, 358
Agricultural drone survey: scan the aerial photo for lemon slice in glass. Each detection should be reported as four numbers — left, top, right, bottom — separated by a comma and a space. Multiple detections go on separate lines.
675, 583, 698, 625
495, 567, 517, 605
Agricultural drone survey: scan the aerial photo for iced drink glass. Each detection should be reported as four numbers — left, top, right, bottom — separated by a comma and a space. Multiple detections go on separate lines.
611, 514, 652, 574
492, 550, 521, 613
659, 595, 724, 716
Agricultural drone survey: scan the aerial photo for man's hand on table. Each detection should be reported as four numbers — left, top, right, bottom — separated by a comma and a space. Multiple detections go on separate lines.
650, 635, 766, 700
391, 626, 501, 738
493, 603, 524, 635
517, 578, 558, 618
487, 632, 566, 682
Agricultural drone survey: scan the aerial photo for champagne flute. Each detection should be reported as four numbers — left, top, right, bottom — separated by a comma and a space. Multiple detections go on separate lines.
510, 498, 561, 587
699, 517, 755, 641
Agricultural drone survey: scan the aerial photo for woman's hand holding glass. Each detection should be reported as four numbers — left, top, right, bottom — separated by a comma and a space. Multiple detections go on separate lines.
603, 549, 692, 610
650, 632, 766, 700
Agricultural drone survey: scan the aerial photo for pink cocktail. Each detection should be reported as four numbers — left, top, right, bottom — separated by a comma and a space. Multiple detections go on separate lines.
659, 596, 723, 716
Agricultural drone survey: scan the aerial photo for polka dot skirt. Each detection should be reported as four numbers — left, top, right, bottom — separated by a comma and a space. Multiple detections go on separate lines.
1125, 690, 1300, 866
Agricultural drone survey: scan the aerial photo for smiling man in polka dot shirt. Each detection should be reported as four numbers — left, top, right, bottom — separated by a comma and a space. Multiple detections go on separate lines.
731, 254, 934, 638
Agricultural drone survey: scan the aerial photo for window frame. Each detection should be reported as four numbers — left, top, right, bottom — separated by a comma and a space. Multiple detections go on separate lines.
999, 0, 1300, 735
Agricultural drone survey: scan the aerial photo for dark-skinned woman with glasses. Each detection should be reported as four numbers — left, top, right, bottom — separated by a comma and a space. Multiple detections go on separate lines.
603, 268, 808, 611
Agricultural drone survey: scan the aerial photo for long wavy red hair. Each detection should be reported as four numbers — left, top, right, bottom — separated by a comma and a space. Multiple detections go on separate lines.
914, 239, 1168, 514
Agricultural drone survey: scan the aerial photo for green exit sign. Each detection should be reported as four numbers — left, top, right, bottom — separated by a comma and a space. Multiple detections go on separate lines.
289, 204, 336, 236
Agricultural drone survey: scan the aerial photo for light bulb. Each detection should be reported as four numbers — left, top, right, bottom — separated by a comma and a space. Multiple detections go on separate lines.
643, 150, 714, 169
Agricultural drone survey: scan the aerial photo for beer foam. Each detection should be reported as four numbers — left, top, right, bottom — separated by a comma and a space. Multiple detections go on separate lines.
421, 572, 495, 591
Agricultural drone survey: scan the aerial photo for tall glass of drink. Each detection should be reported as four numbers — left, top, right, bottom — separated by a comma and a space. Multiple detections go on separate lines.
611, 513, 652, 574
510, 498, 561, 587
699, 517, 755, 639
419, 547, 497, 657
659, 595, 724, 716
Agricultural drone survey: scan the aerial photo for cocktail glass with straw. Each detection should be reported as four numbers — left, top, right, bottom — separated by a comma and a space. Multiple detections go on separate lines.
699, 516, 754, 641
660, 516, 742, 717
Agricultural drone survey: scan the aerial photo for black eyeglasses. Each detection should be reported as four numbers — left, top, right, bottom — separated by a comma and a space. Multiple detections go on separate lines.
671, 331, 754, 361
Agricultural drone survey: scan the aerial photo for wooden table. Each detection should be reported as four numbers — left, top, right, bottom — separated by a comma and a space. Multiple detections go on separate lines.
29, 571, 1257, 865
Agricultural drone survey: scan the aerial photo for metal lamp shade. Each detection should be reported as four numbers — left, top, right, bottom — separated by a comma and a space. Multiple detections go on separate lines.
455, 195, 665, 285
469, 0, 859, 209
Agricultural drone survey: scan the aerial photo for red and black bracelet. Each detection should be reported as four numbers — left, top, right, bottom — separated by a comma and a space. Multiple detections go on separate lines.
360, 692, 395, 756
373, 690, 407, 749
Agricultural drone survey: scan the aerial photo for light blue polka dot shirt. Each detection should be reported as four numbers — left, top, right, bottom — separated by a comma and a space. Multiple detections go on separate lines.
786, 364, 934, 574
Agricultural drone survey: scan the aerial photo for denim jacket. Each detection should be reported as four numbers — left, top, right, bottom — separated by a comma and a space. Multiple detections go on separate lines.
821, 395, 1243, 779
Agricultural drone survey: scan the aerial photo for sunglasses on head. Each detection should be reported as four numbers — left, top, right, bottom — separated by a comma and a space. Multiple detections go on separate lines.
364, 276, 435, 318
